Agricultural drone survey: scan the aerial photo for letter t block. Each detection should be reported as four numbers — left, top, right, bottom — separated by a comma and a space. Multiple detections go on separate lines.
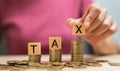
28, 42, 41, 55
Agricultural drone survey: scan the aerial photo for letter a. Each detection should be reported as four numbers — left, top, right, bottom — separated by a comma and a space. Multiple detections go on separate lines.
51, 39, 58, 48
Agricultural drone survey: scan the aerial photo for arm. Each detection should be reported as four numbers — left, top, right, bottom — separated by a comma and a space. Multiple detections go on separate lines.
67, 3, 119, 55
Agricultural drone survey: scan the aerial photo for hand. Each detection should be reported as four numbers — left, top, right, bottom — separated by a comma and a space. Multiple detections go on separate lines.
67, 3, 118, 46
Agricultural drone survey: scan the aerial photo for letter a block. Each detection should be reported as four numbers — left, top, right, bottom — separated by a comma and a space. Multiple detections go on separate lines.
28, 42, 41, 55
72, 23, 85, 36
49, 37, 61, 50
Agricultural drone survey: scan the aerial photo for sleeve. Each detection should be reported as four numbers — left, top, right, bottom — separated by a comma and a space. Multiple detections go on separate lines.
0, 0, 3, 25
0, 0, 3, 38
0, 4, 2, 30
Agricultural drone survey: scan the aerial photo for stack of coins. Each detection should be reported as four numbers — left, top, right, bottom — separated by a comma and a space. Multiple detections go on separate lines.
49, 37, 62, 62
71, 40, 84, 62
28, 55, 41, 66
28, 42, 41, 66
29, 55, 41, 63
49, 49, 62, 62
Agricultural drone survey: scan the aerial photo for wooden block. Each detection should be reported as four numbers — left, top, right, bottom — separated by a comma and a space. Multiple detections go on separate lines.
72, 23, 85, 36
49, 37, 61, 50
28, 42, 41, 55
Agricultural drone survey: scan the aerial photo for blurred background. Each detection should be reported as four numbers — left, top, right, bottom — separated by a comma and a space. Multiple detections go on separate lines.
0, 0, 120, 55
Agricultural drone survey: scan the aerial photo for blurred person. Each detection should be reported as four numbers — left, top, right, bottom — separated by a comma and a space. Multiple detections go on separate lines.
0, 0, 119, 55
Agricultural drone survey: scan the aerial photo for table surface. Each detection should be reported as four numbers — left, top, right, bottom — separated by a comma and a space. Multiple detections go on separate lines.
0, 54, 120, 71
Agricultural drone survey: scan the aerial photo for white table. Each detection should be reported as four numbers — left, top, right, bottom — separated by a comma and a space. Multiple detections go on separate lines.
0, 54, 120, 71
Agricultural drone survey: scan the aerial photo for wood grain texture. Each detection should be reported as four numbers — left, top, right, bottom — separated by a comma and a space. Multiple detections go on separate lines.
72, 23, 85, 36
28, 42, 41, 55
49, 37, 61, 50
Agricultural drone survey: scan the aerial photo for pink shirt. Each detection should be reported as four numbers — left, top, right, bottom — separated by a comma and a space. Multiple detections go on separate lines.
0, 0, 92, 55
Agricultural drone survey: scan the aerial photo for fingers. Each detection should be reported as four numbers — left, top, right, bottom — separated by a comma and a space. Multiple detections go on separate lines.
87, 8, 108, 33
97, 22, 118, 40
66, 3, 117, 40
66, 3, 118, 47
67, 3, 101, 29
67, 3, 101, 28
91, 15, 113, 36
81, 3, 99, 22
81, 3, 101, 29
83, 22, 118, 45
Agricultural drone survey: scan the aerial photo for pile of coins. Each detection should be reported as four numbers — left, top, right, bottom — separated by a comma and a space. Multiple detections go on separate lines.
2, 59, 119, 70
29, 55, 41, 63
49, 49, 62, 62
71, 40, 84, 62
28, 55, 41, 66
0, 40, 120, 70
7, 60, 28, 66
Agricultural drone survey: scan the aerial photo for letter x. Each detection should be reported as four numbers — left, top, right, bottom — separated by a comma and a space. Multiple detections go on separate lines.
76, 25, 82, 33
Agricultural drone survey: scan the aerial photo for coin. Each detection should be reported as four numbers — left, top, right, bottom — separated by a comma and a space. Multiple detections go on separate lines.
14, 64, 28, 69
71, 40, 84, 63
51, 62, 66, 66
28, 55, 41, 63
49, 49, 62, 62
21, 61, 28, 65
28, 62, 41, 67
65, 64, 73, 67
96, 60, 108, 62
73, 65, 87, 69
79, 65, 87, 69
87, 60, 97, 63
82, 61, 88, 65
108, 62, 120, 66
65, 62, 73, 67
7, 60, 20, 66
15, 61, 28, 65
50, 65, 64, 69
88, 63, 102, 67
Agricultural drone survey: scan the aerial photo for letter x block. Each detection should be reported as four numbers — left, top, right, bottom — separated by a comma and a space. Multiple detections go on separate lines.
49, 37, 61, 50
28, 42, 41, 55
72, 23, 85, 36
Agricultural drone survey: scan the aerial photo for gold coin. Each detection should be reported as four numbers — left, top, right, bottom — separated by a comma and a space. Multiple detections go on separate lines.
73, 65, 87, 69
96, 60, 108, 62
71, 40, 84, 62
87, 60, 97, 63
51, 62, 65, 66
29, 55, 41, 63
15, 61, 28, 65
28, 62, 41, 67
88, 63, 102, 67
49, 49, 62, 62
51, 65, 64, 69
7, 60, 20, 66
108, 62, 120, 66
14, 65, 28, 69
